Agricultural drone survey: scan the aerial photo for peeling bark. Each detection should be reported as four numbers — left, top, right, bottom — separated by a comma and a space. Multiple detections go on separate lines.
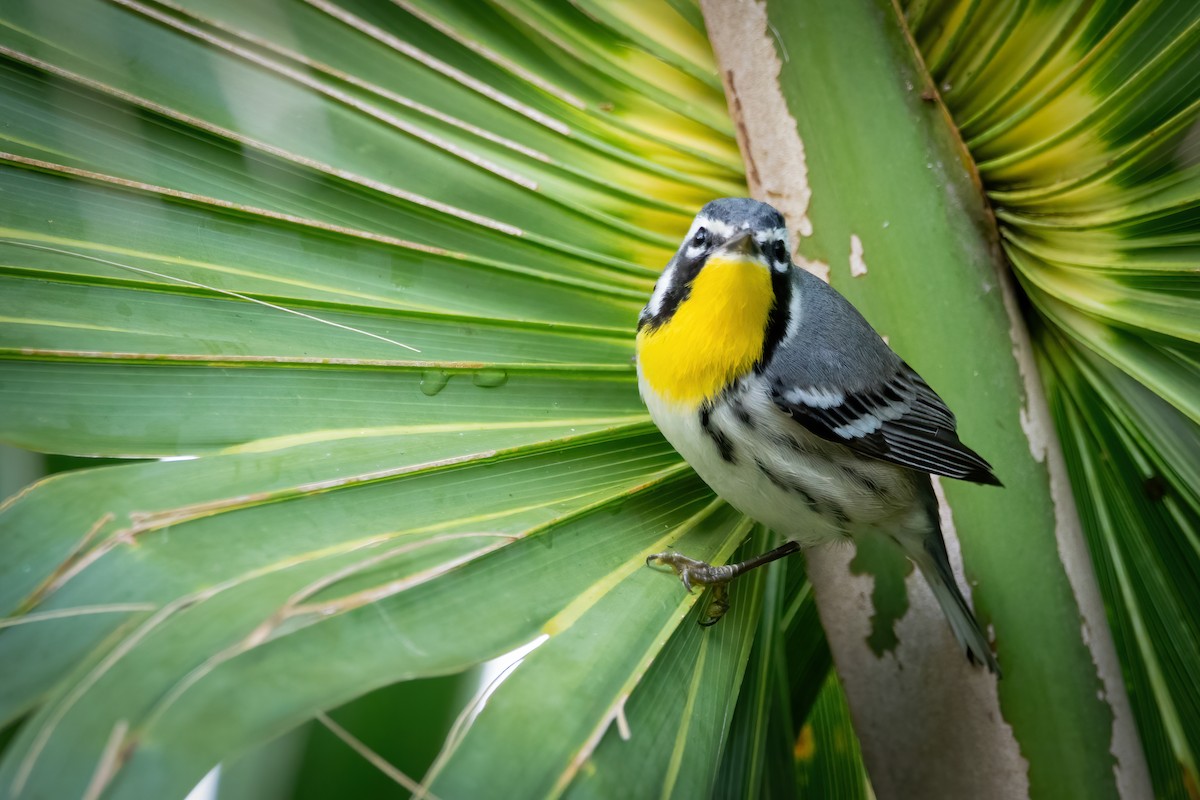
700, 0, 1150, 797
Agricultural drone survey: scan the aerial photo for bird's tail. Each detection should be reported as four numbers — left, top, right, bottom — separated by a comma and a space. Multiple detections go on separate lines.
911, 534, 1001, 675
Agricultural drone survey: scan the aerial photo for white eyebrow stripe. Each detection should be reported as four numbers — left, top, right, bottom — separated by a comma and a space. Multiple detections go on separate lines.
756, 227, 789, 242
687, 217, 787, 247
691, 216, 737, 238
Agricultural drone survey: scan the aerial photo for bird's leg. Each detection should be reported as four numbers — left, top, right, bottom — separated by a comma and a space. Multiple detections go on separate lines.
646, 541, 802, 626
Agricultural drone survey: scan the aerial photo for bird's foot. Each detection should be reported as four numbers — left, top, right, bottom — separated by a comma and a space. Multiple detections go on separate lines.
646, 551, 735, 626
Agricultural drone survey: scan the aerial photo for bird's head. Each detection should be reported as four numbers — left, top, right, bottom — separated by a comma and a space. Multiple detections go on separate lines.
635, 199, 795, 406
638, 198, 792, 332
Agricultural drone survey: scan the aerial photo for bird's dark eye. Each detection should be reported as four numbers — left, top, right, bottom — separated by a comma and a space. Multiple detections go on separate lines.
772, 240, 788, 263
691, 228, 709, 248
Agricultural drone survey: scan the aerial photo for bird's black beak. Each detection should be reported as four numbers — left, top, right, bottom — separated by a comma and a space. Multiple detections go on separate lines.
720, 229, 764, 260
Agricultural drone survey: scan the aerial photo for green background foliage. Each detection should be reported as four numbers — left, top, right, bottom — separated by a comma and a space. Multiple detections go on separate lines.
0, 0, 1196, 797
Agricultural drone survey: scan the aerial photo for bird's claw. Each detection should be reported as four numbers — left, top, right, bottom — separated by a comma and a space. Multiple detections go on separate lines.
646, 550, 733, 626
646, 550, 715, 591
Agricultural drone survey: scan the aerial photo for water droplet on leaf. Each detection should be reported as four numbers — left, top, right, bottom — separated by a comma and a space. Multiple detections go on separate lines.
420, 370, 450, 396
473, 369, 508, 388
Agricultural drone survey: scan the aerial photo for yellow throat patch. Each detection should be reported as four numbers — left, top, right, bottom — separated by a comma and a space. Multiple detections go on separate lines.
637, 256, 775, 407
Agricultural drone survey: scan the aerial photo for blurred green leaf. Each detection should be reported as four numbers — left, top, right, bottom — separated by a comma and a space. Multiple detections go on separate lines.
915, 0, 1200, 795
293, 674, 468, 800
217, 725, 308, 800
1, 0, 1196, 797
0, 0, 780, 794
793, 672, 870, 800
567, 526, 768, 800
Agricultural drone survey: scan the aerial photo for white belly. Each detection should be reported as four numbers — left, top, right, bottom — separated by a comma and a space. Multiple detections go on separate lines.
639, 371, 923, 546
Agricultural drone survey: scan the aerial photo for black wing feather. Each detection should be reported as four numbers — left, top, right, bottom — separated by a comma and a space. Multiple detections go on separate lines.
771, 364, 1001, 485
762, 270, 999, 485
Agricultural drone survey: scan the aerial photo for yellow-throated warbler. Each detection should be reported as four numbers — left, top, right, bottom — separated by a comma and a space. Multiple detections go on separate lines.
637, 198, 1001, 673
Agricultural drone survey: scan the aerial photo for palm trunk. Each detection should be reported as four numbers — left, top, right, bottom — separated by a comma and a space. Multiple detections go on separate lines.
699, 0, 1151, 796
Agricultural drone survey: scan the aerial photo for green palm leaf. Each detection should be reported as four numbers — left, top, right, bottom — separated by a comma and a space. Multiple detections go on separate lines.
912, 1, 1200, 795
0, 1, 784, 796
3, 0, 1197, 797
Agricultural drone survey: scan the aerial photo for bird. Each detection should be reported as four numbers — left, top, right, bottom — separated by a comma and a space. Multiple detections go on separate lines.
636, 197, 1001, 674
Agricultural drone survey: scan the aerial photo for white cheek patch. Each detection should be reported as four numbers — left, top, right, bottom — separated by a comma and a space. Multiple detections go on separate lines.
647, 267, 676, 316
784, 285, 803, 342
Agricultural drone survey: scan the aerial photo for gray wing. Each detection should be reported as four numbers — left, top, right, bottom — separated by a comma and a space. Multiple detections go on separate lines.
764, 270, 1000, 485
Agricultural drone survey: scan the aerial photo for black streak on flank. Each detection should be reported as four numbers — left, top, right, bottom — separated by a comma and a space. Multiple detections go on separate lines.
841, 465, 883, 496
732, 400, 753, 428
753, 457, 818, 510
783, 434, 813, 455
822, 502, 852, 528
755, 457, 790, 491
700, 405, 737, 464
